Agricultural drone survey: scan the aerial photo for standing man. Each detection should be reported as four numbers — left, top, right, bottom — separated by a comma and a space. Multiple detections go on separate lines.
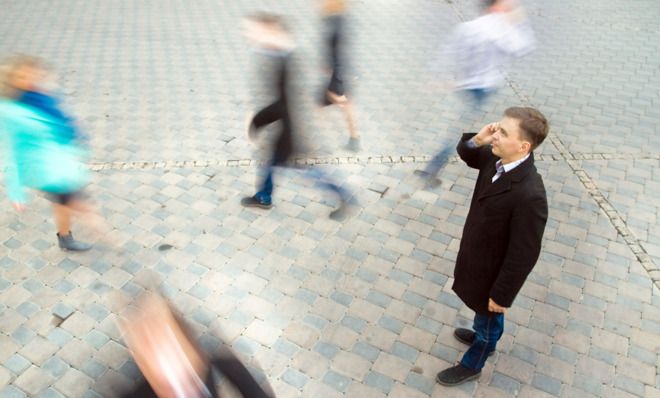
436, 107, 549, 386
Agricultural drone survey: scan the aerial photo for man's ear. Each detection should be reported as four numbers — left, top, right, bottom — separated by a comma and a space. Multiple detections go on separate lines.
521, 140, 531, 153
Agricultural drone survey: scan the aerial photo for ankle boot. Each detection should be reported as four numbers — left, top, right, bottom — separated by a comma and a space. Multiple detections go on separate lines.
57, 232, 92, 252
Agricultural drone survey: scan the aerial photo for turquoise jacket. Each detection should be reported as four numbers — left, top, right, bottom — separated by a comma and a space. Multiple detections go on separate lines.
0, 98, 89, 203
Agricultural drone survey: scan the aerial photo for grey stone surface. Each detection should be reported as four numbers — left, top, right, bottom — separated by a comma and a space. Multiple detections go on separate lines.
1, 0, 660, 397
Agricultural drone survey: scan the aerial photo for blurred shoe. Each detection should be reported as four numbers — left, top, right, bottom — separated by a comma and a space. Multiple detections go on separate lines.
57, 232, 92, 251
345, 137, 360, 152
414, 169, 441, 188
425, 177, 442, 188
436, 364, 481, 386
241, 196, 273, 209
329, 204, 347, 221
329, 198, 358, 221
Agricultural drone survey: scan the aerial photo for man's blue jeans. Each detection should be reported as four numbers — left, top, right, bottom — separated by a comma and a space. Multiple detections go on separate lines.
460, 312, 504, 371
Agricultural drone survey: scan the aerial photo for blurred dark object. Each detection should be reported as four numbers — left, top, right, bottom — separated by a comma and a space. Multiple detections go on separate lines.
116, 292, 273, 398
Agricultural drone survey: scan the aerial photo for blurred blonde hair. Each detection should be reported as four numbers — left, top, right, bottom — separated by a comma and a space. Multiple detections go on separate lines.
323, 0, 347, 15
0, 54, 44, 99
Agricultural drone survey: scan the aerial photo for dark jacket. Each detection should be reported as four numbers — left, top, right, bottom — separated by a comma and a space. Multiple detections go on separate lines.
250, 51, 296, 166
452, 133, 548, 314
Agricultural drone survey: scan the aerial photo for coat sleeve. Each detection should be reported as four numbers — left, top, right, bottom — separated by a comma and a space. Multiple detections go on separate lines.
0, 117, 27, 203
456, 132, 495, 170
488, 193, 548, 308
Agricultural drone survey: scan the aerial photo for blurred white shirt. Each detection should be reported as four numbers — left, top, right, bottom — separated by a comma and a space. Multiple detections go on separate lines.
436, 12, 536, 90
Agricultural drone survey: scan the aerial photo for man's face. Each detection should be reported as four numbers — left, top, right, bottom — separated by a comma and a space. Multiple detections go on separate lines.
491, 116, 530, 160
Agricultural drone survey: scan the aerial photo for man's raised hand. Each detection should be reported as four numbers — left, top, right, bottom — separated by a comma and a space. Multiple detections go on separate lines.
473, 122, 499, 147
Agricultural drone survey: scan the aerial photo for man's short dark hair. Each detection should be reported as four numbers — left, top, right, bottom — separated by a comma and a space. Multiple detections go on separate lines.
504, 107, 549, 150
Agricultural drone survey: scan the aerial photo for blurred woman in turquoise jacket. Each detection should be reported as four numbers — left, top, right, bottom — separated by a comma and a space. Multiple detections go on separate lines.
1, 55, 96, 251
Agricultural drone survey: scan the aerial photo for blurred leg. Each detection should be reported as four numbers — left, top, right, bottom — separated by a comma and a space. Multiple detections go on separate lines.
52, 203, 71, 235
67, 198, 110, 239
53, 200, 93, 251
342, 100, 359, 140
254, 165, 275, 205
423, 144, 454, 178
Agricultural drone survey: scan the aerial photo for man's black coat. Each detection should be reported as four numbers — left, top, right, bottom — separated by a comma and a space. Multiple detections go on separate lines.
452, 133, 548, 314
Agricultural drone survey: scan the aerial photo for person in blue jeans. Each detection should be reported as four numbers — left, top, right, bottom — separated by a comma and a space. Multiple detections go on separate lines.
418, 0, 535, 187
436, 107, 548, 386
240, 14, 354, 220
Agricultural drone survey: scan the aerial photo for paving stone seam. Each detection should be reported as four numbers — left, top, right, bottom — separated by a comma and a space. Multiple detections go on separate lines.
86, 152, 659, 171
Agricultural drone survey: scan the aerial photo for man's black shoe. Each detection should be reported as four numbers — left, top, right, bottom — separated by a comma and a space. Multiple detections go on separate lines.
454, 328, 495, 356
436, 364, 481, 386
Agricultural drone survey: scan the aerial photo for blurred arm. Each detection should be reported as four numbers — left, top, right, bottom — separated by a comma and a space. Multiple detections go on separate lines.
211, 347, 273, 398
251, 100, 284, 130
429, 24, 466, 85
493, 10, 536, 57
0, 116, 28, 204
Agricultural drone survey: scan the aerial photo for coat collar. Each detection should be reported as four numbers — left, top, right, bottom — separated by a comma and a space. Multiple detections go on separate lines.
478, 152, 536, 201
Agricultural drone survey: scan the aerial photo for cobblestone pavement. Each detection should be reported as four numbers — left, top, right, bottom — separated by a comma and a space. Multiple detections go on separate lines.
1, 0, 659, 397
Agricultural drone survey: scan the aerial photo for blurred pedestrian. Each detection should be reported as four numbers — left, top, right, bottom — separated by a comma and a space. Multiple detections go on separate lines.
436, 107, 548, 386
318, 0, 360, 152
117, 291, 273, 397
241, 13, 355, 220
0, 55, 101, 251
418, 0, 536, 187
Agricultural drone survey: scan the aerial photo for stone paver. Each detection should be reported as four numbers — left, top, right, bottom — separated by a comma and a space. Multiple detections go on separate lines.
1, 0, 660, 397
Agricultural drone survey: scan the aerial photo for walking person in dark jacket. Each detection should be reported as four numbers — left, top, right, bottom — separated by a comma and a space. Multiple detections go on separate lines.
436, 107, 549, 386
240, 13, 354, 220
